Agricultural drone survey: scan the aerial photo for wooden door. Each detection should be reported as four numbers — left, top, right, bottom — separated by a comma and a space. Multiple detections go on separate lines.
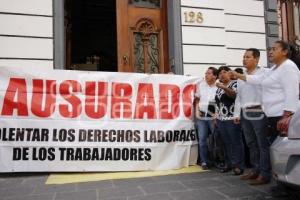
117, 0, 169, 73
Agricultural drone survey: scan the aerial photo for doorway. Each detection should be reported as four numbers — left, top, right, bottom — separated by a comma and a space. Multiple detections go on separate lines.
64, 0, 169, 73
65, 0, 117, 71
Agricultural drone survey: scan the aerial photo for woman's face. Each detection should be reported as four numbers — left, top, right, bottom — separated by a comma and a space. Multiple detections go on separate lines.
269, 43, 288, 64
218, 70, 230, 83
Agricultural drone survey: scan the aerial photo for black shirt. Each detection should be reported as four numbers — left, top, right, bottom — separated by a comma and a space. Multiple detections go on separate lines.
215, 81, 237, 120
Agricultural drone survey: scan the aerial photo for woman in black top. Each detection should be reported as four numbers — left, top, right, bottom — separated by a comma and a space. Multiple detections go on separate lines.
215, 66, 244, 175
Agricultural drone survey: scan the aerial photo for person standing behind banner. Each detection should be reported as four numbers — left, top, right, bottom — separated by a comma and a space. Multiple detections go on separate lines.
234, 68, 244, 75
215, 66, 244, 175
194, 67, 218, 170
233, 48, 271, 185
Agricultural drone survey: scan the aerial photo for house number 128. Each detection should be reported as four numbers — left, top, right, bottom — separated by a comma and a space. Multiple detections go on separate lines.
184, 11, 203, 23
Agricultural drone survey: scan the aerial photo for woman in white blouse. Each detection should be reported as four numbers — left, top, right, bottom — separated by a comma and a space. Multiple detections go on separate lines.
231, 40, 300, 142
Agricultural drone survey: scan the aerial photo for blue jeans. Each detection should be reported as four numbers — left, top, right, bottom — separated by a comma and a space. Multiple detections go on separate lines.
195, 119, 214, 165
217, 120, 244, 169
241, 110, 271, 180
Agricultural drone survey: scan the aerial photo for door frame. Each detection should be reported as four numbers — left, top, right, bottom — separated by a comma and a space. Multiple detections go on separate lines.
53, 0, 65, 69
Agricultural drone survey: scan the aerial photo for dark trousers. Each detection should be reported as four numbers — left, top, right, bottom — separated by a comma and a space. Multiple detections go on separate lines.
217, 120, 244, 169
241, 110, 271, 179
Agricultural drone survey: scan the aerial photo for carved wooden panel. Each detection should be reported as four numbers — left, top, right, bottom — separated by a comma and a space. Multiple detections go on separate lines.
147, 35, 159, 73
132, 18, 160, 73
129, 0, 160, 9
134, 33, 145, 73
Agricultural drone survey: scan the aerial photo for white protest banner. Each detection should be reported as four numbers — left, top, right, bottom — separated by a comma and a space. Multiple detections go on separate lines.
0, 66, 200, 172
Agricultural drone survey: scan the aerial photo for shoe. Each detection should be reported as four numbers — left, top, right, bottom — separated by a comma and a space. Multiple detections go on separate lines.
240, 172, 259, 180
248, 175, 270, 185
220, 167, 232, 173
232, 168, 244, 176
201, 163, 209, 170
214, 162, 225, 169
217, 162, 225, 169
201, 164, 209, 170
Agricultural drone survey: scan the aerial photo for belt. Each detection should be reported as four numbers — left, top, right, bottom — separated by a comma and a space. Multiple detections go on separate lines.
245, 105, 262, 110
199, 111, 214, 117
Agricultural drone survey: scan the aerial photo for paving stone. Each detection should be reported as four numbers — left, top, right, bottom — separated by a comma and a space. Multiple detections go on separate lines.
0, 178, 25, 189
100, 198, 127, 200
33, 183, 76, 195
22, 176, 48, 186
5, 194, 54, 200
113, 177, 155, 188
98, 187, 143, 199
181, 178, 227, 189
152, 172, 215, 182
221, 175, 249, 187
141, 181, 187, 194
248, 180, 276, 195
232, 195, 275, 200
77, 180, 113, 191
217, 186, 265, 199
0, 185, 35, 199
170, 188, 226, 200
129, 193, 173, 200
55, 190, 97, 200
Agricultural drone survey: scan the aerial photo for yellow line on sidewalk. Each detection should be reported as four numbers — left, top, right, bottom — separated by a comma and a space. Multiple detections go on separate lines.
46, 165, 206, 185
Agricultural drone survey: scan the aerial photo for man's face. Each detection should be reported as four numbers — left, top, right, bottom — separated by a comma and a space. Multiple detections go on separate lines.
243, 51, 258, 69
205, 69, 216, 82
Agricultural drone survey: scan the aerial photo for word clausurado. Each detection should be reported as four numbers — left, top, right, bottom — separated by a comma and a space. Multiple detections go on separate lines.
0, 78, 196, 120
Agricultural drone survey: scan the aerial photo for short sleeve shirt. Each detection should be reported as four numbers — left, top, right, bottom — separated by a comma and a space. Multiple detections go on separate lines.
195, 80, 217, 115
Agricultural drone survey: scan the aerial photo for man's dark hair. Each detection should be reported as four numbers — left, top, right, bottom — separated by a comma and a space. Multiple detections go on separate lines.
208, 66, 218, 77
246, 48, 260, 59
217, 66, 231, 75
234, 68, 244, 74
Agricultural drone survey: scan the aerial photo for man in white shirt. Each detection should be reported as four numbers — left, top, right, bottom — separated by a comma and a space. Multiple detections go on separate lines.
234, 48, 271, 185
194, 67, 218, 169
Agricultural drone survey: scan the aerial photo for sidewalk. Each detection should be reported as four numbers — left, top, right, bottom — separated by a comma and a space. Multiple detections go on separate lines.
0, 168, 296, 200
